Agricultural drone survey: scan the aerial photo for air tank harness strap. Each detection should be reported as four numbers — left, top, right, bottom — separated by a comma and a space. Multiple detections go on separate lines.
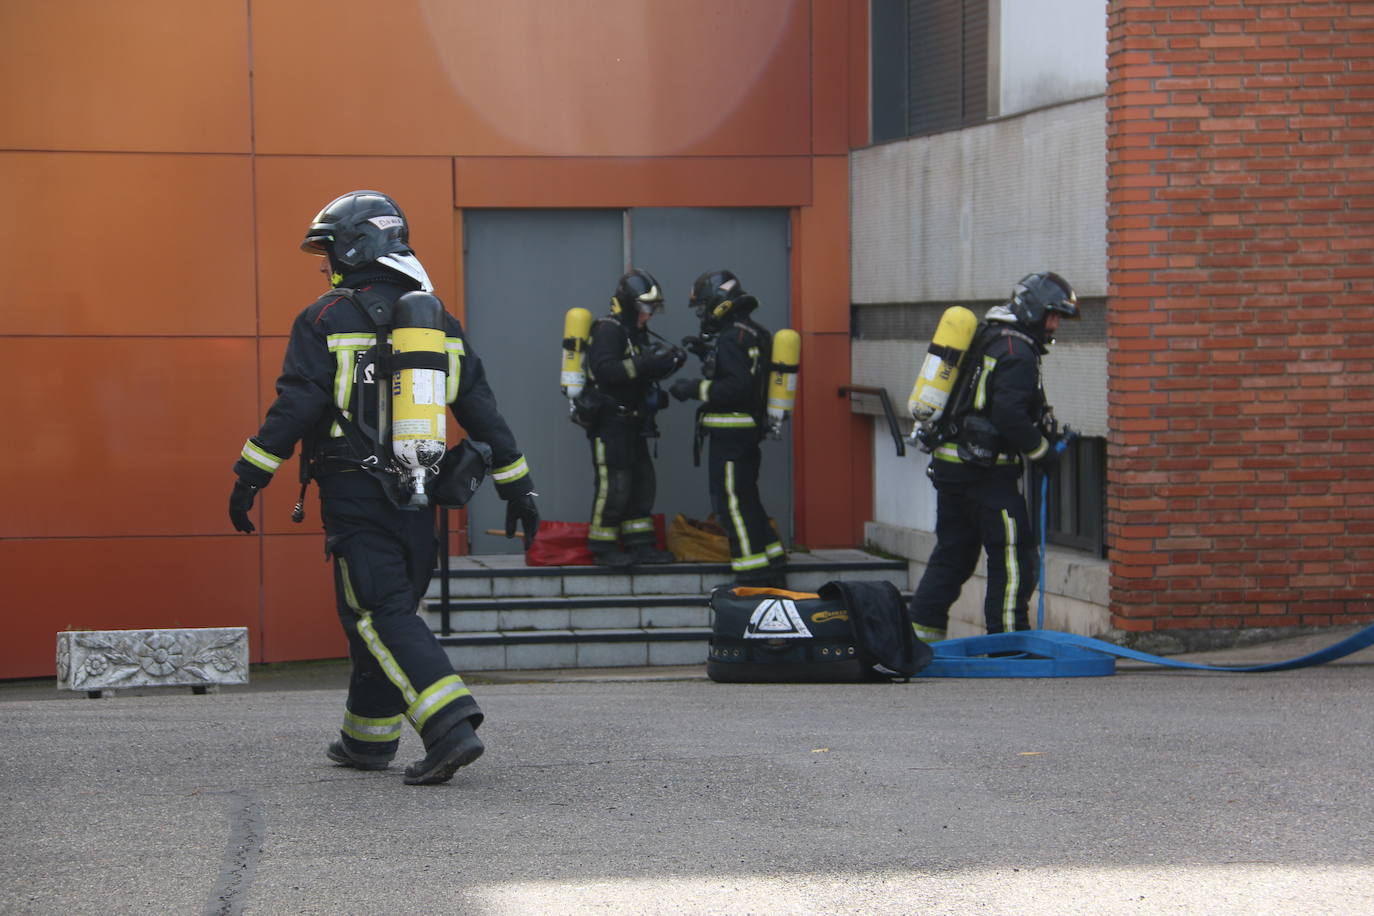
926, 341, 963, 364
294, 286, 402, 518
390, 351, 448, 371
291, 390, 385, 525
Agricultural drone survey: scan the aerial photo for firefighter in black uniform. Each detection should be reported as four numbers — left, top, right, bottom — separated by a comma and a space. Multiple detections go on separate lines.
669, 270, 786, 587
227, 190, 539, 785
909, 271, 1079, 641
582, 269, 685, 567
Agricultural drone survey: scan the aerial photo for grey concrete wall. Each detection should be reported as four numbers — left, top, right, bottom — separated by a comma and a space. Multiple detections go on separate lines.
866, 520, 1111, 638
851, 96, 1107, 304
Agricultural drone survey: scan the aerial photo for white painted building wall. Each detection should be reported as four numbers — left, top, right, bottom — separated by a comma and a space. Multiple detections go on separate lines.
994, 0, 1108, 117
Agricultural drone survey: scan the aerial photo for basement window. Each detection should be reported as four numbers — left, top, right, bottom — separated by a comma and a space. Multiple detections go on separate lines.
1037, 435, 1107, 558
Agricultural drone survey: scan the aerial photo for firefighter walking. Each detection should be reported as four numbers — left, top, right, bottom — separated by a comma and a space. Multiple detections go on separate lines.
228, 190, 539, 785
909, 271, 1079, 640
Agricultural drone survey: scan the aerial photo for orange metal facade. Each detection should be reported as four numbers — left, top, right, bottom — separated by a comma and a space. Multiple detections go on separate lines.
0, 0, 870, 678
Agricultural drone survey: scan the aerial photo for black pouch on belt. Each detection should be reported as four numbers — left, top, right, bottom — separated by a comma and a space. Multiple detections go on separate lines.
431, 439, 493, 508
955, 415, 1001, 467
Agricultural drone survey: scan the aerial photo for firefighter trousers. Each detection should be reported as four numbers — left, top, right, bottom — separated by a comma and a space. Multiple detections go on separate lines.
708, 428, 784, 582
587, 419, 657, 552
909, 474, 1037, 636
322, 494, 482, 761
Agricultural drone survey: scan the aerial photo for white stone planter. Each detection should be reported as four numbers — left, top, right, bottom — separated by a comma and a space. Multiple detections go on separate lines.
56, 628, 249, 695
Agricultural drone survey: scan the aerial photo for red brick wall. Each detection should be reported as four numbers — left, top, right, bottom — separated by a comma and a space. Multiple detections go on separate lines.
1105, 1, 1374, 633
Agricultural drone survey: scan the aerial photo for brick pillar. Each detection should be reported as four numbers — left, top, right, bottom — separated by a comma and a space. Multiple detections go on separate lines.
1106, 2, 1374, 633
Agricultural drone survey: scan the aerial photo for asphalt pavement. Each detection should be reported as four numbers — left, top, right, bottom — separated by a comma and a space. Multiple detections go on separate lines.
2, 628, 1372, 916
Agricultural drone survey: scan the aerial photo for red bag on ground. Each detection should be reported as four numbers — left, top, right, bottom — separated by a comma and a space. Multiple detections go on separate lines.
523, 516, 667, 567
524, 521, 594, 566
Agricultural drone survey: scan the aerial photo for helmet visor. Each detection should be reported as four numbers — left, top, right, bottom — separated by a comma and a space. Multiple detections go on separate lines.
301, 230, 332, 256
633, 286, 664, 315
1042, 271, 1079, 318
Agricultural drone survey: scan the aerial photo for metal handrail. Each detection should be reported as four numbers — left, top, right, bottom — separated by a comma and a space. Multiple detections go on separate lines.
838, 385, 906, 457
438, 507, 452, 635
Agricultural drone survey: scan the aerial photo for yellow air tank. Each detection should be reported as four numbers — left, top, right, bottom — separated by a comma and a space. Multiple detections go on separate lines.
561, 307, 594, 399
391, 292, 449, 506
766, 328, 801, 437
908, 306, 978, 422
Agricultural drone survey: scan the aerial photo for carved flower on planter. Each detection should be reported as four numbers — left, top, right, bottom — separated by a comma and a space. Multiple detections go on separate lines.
84, 654, 110, 678
137, 632, 184, 677
57, 639, 71, 682
211, 652, 239, 673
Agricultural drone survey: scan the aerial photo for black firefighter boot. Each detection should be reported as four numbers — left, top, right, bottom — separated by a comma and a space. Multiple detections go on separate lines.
404, 708, 485, 786
326, 738, 393, 771
630, 544, 675, 565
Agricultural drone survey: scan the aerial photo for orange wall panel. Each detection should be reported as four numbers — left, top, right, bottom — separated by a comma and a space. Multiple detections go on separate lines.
795, 156, 851, 334
0, 536, 262, 680
0, 0, 251, 153
2, 153, 256, 337
792, 333, 871, 549
453, 157, 812, 209
261, 535, 348, 664
812, 0, 852, 156
790, 150, 865, 547
2, 0, 865, 678
4, 338, 260, 538
251, 0, 810, 157
255, 157, 457, 336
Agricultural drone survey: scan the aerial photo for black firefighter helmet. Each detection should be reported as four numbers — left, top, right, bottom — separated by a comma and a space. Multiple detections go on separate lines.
301, 190, 432, 289
689, 269, 758, 333
610, 268, 664, 325
1008, 271, 1079, 328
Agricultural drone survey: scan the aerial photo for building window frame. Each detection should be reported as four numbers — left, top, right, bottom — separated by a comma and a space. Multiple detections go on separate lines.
1038, 435, 1107, 558
871, 0, 991, 143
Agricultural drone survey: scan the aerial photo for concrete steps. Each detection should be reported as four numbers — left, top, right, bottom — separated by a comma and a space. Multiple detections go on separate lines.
423, 549, 910, 672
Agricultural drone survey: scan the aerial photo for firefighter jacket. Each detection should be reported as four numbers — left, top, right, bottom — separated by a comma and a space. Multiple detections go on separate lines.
585, 316, 657, 417
233, 278, 534, 500
695, 315, 771, 434
931, 321, 1052, 485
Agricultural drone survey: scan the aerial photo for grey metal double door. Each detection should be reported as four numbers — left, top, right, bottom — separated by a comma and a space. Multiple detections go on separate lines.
461, 207, 792, 555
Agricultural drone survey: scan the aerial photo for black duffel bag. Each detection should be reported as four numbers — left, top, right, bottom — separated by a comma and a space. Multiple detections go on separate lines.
706, 580, 931, 683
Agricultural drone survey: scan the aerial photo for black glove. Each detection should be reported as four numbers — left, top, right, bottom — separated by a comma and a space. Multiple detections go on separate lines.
670, 378, 699, 402
669, 345, 688, 373
1033, 438, 1064, 476
681, 335, 710, 359
229, 479, 259, 534
505, 492, 540, 550
635, 345, 683, 380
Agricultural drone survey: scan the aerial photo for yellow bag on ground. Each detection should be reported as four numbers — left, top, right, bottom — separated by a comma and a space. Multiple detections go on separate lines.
667, 514, 732, 562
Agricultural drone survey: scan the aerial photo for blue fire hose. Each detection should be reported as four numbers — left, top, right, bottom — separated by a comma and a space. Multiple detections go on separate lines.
924, 437, 1374, 677
924, 626, 1374, 678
